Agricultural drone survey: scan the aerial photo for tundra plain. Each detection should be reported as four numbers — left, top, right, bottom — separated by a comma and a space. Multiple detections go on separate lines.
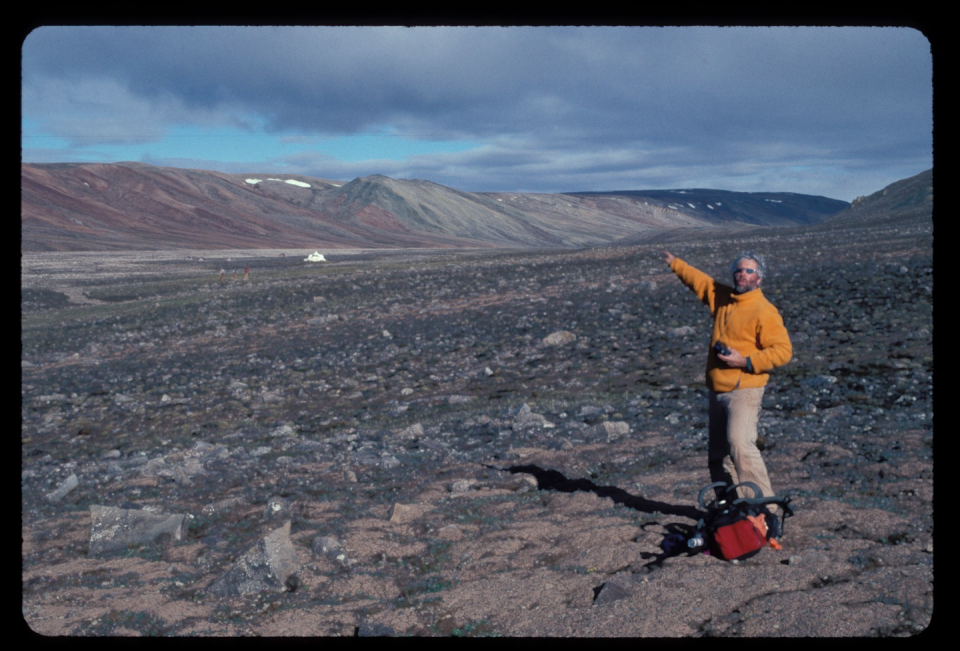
21, 208, 933, 637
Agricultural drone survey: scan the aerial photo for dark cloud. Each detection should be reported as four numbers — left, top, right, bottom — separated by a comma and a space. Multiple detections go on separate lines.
22, 26, 932, 200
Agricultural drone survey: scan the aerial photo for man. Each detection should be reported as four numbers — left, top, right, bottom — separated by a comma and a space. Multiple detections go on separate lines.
663, 250, 792, 515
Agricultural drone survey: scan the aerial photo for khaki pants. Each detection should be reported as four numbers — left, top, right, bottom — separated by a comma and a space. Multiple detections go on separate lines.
708, 387, 775, 508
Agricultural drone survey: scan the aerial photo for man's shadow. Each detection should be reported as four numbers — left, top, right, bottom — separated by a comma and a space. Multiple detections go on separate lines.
505, 464, 707, 570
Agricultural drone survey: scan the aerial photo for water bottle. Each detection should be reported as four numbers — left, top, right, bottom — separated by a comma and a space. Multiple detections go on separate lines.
687, 533, 704, 549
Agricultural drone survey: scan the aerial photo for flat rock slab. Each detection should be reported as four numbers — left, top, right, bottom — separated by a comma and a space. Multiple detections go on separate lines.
209, 521, 300, 597
388, 502, 430, 524
88, 505, 187, 555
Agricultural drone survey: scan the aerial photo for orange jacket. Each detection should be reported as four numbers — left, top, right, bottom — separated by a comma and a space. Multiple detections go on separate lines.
670, 258, 792, 392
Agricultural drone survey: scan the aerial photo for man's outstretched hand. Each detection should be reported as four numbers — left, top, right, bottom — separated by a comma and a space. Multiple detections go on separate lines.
663, 251, 676, 265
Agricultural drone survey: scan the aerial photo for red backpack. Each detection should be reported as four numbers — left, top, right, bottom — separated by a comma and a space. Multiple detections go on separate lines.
690, 481, 793, 562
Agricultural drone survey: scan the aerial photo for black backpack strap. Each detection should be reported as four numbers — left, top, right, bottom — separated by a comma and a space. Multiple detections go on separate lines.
726, 481, 764, 501
698, 482, 730, 510
732, 493, 792, 514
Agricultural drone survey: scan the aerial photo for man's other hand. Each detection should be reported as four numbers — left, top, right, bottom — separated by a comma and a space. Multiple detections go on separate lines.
718, 347, 748, 368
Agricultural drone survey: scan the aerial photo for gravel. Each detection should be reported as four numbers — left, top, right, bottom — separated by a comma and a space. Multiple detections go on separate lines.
21, 214, 933, 637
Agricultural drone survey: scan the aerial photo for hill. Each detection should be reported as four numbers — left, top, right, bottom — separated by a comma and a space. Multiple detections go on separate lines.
825, 168, 933, 228
21, 162, 849, 252
566, 187, 848, 227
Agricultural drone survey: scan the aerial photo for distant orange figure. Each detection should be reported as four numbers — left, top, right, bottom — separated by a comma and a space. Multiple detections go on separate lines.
219, 268, 225, 283
244, 266, 249, 281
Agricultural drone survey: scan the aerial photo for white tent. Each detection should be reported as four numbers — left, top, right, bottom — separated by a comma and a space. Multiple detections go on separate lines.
304, 251, 326, 262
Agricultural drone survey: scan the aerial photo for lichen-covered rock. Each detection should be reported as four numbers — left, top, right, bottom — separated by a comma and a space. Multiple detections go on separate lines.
88, 505, 187, 555
44, 474, 79, 503
592, 421, 630, 440
209, 521, 300, 597
542, 330, 577, 347
388, 503, 427, 523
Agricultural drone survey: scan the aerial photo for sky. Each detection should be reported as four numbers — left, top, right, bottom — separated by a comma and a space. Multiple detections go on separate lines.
21, 26, 933, 202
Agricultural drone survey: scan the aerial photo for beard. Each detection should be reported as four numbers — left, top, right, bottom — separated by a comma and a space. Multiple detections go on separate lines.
734, 279, 760, 294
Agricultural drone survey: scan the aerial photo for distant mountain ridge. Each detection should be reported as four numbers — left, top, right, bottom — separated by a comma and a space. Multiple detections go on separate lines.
22, 162, 852, 252
566, 188, 848, 226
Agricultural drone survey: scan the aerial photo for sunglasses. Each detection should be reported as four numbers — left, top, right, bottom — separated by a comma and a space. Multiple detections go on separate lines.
734, 268, 757, 275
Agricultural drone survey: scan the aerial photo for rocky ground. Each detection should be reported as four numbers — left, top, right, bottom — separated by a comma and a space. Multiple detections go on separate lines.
21, 216, 933, 637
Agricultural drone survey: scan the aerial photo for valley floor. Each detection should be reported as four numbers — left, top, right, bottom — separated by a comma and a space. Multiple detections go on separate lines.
21, 224, 933, 637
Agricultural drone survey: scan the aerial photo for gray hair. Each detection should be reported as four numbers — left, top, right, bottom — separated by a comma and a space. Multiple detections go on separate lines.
730, 251, 767, 279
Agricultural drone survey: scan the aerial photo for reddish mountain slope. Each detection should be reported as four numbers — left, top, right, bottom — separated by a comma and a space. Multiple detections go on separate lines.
21, 162, 844, 252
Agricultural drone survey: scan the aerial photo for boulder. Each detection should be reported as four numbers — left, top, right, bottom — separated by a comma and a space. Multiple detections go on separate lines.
592, 421, 631, 440
88, 505, 187, 555
395, 423, 425, 439
209, 521, 300, 596
44, 474, 79, 503
542, 330, 577, 346
388, 503, 426, 524
593, 573, 636, 605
